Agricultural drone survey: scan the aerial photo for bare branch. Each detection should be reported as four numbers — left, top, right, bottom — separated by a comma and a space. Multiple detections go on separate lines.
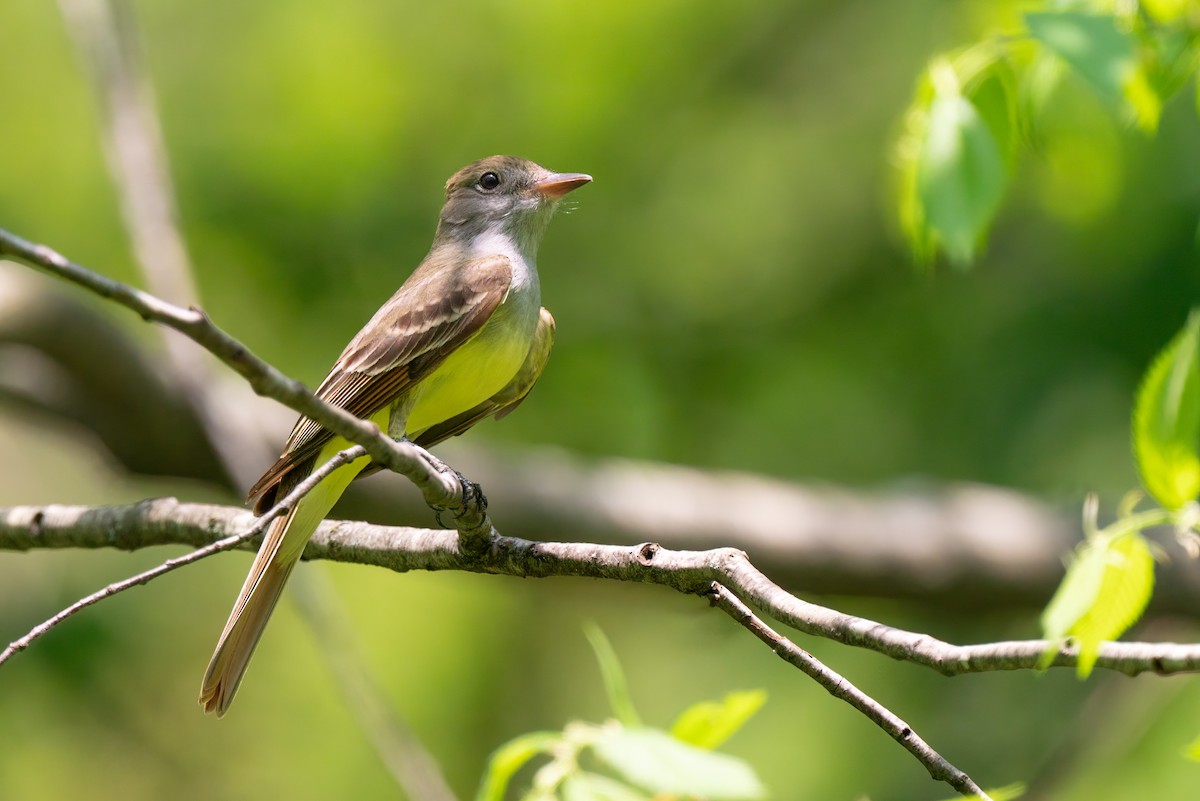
0, 263, 234, 480
705, 583, 992, 799
0, 227, 492, 545
0, 447, 365, 667
18, 270, 1200, 620
1, 224, 1192, 795
4, 499, 1199, 678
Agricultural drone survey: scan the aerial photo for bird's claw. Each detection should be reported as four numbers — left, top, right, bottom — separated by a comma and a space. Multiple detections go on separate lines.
432, 469, 487, 529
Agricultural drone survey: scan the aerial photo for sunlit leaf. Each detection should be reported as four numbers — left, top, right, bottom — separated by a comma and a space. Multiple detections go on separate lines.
476, 731, 562, 801
561, 772, 650, 801
583, 624, 641, 727
1025, 10, 1160, 130
1141, 26, 1200, 103
671, 690, 767, 750
896, 72, 937, 267
967, 58, 1019, 167
591, 728, 766, 801
1133, 311, 1200, 509
1025, 11, 1136, 102
1041, 538, 1109, 664
1041, 532, 1155, 677
916, 65, 1007, 265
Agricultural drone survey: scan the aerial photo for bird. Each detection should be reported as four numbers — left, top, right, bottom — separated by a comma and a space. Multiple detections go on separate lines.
199, 155, 591, 716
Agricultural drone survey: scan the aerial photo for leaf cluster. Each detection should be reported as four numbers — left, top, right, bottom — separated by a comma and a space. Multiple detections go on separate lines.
1041, 312, 1200, 677
477, 626, 767, 801
897, 1, 1200, 266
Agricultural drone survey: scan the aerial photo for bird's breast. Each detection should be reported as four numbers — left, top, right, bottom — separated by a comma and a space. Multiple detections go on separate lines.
403, 276, 540, 435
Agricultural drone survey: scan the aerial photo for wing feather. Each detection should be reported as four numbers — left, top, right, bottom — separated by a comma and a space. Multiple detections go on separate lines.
247, 254, 512, 508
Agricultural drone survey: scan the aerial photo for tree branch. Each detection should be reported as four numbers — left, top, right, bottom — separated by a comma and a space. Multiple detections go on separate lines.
4, 499, 1198, 679
0, 448, 365, 667
57, 0, 270, 490
3, 223, 1195, 798
0, 262, 232, 481
705, 583, 991, 799
0, 226, 493, 548
15, 266, 1200, 618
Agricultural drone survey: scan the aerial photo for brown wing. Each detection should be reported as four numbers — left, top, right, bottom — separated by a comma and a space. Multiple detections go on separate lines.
412, 306, 555, 448
247, 254, 512, 508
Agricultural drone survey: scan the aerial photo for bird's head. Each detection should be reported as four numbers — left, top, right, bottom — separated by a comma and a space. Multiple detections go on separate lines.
436, 156, 591, 256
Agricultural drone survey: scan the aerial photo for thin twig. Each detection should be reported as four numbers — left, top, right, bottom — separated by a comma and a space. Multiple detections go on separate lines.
0, 446, 365, 668
4, 500, 1199, 678
705, 582, 992, 800
0, 226, 491, 545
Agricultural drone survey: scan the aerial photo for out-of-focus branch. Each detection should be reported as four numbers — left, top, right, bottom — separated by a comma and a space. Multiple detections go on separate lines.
49, 10, 461, 792
291, 571, 460, 801
57, 0, 271, 488
7, 263, 1200, 616
0, 263, 228, 481
3, 498, 1200, 679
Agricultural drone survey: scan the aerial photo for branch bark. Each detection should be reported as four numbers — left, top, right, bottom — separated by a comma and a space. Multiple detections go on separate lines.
0, 226, 495, 549
4, 498, 1198, 679
0, 448, 366, 667
706, 583, 991, 798
10, 259, 1200, 617
4, 224, 1195, 799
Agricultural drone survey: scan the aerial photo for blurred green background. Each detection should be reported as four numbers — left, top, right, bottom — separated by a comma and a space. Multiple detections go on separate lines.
2, 0, 1200, 798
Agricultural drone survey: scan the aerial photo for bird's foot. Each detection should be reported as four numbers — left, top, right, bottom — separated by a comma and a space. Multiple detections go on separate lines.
433, 468, 488, 529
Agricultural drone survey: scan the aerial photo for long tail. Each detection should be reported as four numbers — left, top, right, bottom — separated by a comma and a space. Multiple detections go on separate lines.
199, 446, 367, 717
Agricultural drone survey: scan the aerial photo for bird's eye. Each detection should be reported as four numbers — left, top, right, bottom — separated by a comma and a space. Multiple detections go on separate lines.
478, 171, 501, 191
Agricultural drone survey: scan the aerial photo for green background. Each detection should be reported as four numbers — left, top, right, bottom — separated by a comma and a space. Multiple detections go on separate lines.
1, 1, 1199, 798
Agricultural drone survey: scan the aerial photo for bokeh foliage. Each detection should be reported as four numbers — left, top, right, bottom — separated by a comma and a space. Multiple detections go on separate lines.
2, 1, 1200, 799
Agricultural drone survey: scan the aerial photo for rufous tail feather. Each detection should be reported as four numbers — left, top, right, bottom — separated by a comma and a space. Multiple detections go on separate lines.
200, 449, 367, 716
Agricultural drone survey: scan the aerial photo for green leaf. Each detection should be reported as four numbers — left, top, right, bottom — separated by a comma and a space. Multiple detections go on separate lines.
476, 731, 562, 801
583, 624, 641, 727
1142, 27, 1200, 106
1133, 311, 1200, 509
1025, 11, 1136, 102
1025, 10, 1160, 130
561, 772, 649, 801
1040, 537, 1109, 666
670, 690, 767, 750
591, 727, 766, 801
916, 65, 1007, 265
1040, 532, 1155, 677
966, 59, 1018, 168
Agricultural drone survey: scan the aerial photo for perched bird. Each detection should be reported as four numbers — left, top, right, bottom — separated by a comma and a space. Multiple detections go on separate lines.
200, 156, 590, 716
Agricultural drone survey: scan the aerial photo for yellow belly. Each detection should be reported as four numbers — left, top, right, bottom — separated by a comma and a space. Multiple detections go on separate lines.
402, 312, 532, 435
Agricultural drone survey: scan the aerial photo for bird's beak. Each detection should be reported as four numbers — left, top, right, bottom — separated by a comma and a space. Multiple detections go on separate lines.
534, 172, 592, 199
